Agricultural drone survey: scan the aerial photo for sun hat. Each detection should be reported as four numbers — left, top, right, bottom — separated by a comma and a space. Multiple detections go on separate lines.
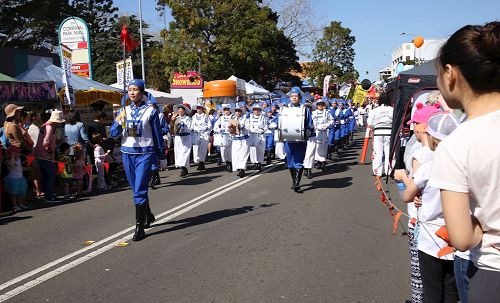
425, 112, 459, 140
4, 104, 24, 118
407, 103, 441, 125
48, 109, 66, 123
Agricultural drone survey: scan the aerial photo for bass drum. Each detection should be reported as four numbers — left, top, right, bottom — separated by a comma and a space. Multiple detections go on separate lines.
278, 106, 306, 142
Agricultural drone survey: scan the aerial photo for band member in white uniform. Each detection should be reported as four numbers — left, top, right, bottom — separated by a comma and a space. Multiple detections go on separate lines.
191, 104, 211, 171
248, 104, 268, 171
302, 103, 318, 178
230, 107, 250, 178
367, 93, 394, 176
213, 104, 233, 172
312, 98, 333, 173
172, 104, 192, 177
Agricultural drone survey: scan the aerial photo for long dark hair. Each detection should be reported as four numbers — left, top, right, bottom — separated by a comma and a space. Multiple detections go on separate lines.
438, 22, 500, 93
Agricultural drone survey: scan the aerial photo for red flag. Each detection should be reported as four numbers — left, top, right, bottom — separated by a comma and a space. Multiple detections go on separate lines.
120, 25, 138, 52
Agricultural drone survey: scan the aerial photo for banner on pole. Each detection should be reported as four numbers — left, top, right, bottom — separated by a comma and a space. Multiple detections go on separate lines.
116, 57, 134, 88
61, 44, 75, 107
322, 75, 332, 97
352, 85, 369, 105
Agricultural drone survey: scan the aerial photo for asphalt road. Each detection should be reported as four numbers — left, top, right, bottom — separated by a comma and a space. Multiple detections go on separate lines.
0, 133, 410, 303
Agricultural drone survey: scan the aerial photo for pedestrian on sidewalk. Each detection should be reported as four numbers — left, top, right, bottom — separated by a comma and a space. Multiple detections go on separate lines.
110, 79, 165, 241
3, 145, 28, 212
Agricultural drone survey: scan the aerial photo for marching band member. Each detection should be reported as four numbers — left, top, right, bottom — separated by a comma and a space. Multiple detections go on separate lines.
338, 101, 348, 148
332, 100, 343, 150
367, 93, 393, 177
264, 107, 278, 165
213, 104, 233, 172
302, 102, 317, 179
171, 104, 192, 177
110, 79, 165, 241
283, 87, 313, 193
311, 98, 333, 175
327, 99, 339, 155
347, 100, 356, 142
230, 107, 250, 178
248, 104, 268, 171
191, 104, 211, 171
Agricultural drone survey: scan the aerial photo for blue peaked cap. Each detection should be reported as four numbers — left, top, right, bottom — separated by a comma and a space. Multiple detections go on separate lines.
129, 79, 145, 90
290, 86, 301, 95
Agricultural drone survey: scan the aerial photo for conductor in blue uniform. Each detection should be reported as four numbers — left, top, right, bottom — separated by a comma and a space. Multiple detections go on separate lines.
110, 79, 165, 241
283, 87, 313, 193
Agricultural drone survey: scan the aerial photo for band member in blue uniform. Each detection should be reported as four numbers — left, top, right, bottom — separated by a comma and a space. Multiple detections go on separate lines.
110, 79, 165, 241
283, 87, 313, 193
264, 107, 278, 165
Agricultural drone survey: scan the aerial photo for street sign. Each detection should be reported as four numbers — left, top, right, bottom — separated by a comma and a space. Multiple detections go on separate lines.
58, 17, 93, 80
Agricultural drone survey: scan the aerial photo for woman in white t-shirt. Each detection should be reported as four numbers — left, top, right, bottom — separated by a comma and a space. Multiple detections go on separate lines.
428, 22, 500, 302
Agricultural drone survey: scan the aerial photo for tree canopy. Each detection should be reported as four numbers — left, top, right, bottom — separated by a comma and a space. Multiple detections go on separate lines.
158, 0, 301, 89
306, 21, 358, 88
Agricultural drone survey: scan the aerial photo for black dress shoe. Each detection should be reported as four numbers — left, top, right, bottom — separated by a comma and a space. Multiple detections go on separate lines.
238, 169, 246, 178
180, 167, 188, 177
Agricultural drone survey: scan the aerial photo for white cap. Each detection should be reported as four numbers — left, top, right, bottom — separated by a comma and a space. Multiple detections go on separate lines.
426, 112, 459, 140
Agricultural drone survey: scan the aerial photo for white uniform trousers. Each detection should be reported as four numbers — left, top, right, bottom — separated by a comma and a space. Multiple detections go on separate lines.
249, 136, 265, 164
275, 141, 286, 159
357, 115, 365, 127
232, 138, 249, 171
372, 135, 391, 176
174, 135, 192, 168
303, 137, 317, 169
220, 145, 232, 162
192, 134, 209, 163
314, 141, 328, 162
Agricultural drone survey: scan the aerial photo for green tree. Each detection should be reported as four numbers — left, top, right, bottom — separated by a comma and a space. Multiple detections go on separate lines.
0, 0, 73, 50
306, 21, 358, 88
158, 0, 300, 89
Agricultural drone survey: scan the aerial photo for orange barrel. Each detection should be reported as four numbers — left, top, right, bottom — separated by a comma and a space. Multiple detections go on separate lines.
203, 80, 237, 98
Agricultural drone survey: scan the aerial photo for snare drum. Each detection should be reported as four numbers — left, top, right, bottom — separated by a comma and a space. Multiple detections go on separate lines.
248, 133, 262, 147
191, 131, 201, 145
220, 133, 231, 147
278, 106, 306, 142
316, 129, 328, 144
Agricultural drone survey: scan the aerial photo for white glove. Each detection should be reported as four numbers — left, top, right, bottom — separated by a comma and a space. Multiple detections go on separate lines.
269, 122, 277, 129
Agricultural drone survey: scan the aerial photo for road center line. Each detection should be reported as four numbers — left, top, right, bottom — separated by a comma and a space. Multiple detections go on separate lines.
0, 164, 278, 302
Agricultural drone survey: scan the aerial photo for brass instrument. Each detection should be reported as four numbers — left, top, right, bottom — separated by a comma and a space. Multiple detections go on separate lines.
228, 118, 240, 135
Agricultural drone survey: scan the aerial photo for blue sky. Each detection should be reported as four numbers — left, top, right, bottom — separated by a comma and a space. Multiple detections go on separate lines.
114, 0, 499, 81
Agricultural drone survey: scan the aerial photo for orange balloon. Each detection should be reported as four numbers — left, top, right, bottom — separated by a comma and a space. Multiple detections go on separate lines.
413, 36, 424, 48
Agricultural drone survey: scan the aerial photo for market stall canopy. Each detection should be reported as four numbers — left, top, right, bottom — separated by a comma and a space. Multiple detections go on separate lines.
0, 72, 17, 81
17, 59, 122, 106
109, 83, 183, 105
0, 79, 58, 109
227, 75, 247, 96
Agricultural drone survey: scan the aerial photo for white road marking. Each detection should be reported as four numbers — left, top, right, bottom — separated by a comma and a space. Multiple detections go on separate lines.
0, 164, 278, 302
